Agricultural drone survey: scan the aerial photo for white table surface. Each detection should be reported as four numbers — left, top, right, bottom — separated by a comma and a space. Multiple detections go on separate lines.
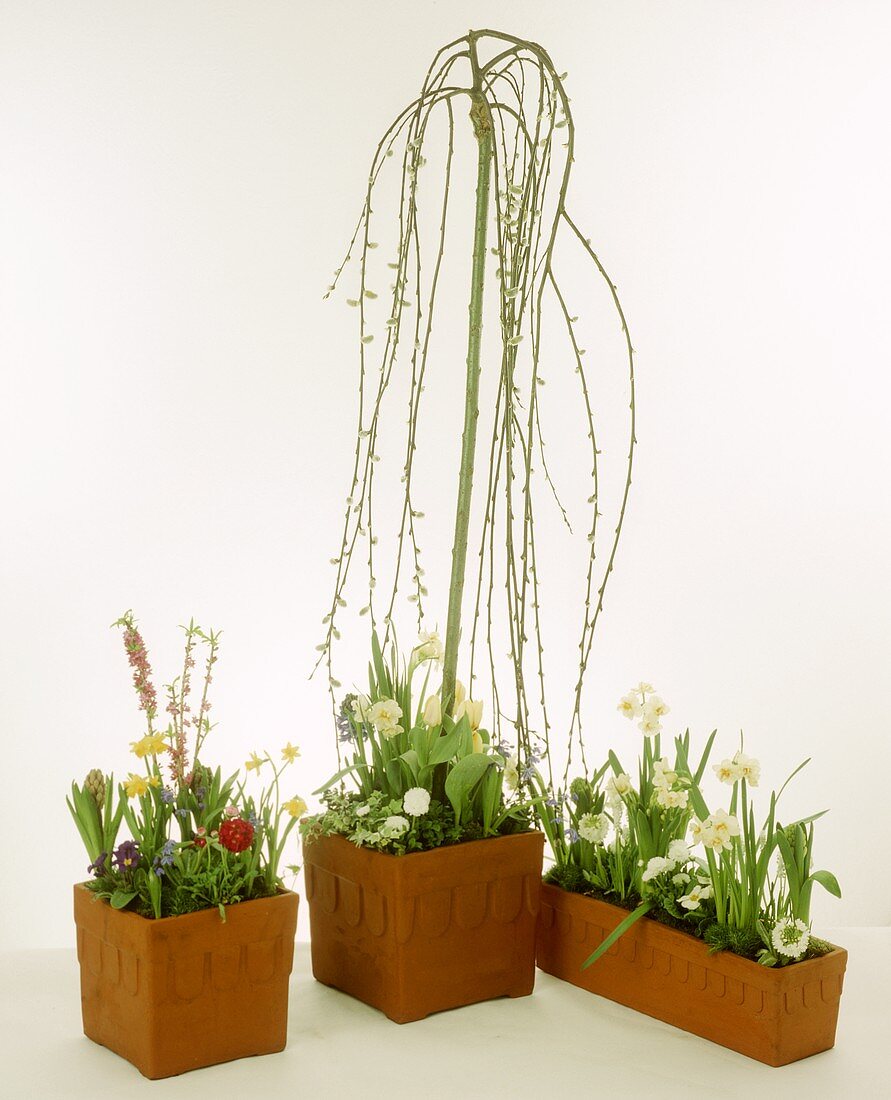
2, 931, 887, 1099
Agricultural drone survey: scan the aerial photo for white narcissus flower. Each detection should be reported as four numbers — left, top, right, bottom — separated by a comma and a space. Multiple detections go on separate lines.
668, 839, 691, 863
642, 695, 670, 721
733, 751, 761, 787
504, 755, 520, 791
403, 787, 431, 817
382, 814, 409, 836
771, 918, 810, 959
415, 630, 444, 664
679, 883, 712, 910
652, 757, 678, 790
577, 812, 609, 845
689, 817, 714, 847
713, 757, 742, 785
351, 694, 371, 722
454, 697, 483, 730
368, 698, 404, 739
642, 855, 675, 882
638, 714, 662, 738
617, 693, 642, 720
607, 772, 633, 798
703, 808, 741, 853
637, 681, 655, 695
656, 787, 689, 809
422, 695, 442, 727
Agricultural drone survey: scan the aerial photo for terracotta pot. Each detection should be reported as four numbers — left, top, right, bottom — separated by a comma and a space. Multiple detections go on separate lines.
303, 831, 544, 1022
73, 884, 299, 1078
536, 883, 846, 1066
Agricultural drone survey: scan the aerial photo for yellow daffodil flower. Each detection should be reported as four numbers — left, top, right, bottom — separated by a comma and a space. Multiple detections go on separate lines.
125, 773, 160, 798
283, 797, 307, 819
281, 742, 301, 764
245, 752, 264, 772
130, 733, 168, 758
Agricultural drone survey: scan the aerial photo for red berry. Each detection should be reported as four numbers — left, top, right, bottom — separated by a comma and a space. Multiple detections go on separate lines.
219, 817, 254, 853
194, 837, 207, 848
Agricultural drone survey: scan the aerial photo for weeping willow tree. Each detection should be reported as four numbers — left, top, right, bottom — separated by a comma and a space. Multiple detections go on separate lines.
314, 29, 635, 799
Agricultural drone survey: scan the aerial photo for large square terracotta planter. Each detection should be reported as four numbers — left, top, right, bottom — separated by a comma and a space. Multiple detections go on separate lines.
536, 883, 846, 1066
303, 831, 544, 1022
73, 884, 299, 1078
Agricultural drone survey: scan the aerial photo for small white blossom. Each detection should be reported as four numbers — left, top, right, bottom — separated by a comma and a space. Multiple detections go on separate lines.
504, 754, 520, 791
351, 694, 371, 722
652, 757, 678, 790
415, 630, 444, 665
368, 698, 404, 739
668, 839, 691, 863
733, 751, 761, 787
672, 872, 691, 886
642, 695, 670, 721
403, 787, 431, 817
578, 812, 609, 845
656, 787, 689, 809
381, 814, 409, 837
617, 692, 642, 720
703, 808, 741, 853
771, 918, 810, 960
679, 883, 712, 910
607, 772, 633, 798
642, 855, 676, 882
639, 714, 662, 738
713, 757, 742, 785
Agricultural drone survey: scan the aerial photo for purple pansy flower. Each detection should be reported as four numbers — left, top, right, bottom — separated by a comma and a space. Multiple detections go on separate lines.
112, 840, 140, 872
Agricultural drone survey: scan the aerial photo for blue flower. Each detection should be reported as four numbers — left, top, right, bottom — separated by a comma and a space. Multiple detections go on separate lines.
568, 827, 580, 843
176, 808, 188, 819
160, 788, 174, 804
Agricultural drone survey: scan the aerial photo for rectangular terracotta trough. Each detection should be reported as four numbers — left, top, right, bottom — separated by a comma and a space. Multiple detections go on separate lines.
536, 883, 847, 1066
303, 831, 544, 1023
74, 884, 299, 1078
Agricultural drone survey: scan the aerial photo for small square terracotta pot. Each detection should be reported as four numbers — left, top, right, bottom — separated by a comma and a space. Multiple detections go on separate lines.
536, 883, 847, 1066
303, 831, 544, 1022
74, 884, 299, 1078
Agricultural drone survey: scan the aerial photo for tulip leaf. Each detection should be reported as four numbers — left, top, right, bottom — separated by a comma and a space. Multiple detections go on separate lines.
445, 753, 493, 823
808, 869, 841, 898
109, 890, 138, 910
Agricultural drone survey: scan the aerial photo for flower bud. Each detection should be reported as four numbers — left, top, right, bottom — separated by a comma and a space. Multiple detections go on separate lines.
422, 695, 442, 727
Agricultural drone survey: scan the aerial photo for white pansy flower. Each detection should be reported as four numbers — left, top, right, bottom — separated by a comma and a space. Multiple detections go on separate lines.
403, 787, 431, 817
771, 918, 810, 960
713, 757, 742, 785
415, 630, 444, 664
578, 812, 609, 845
504, 754, 520, 791
607, 772, 632, 798
679, 883, 712, 910
454, 697, 483, 730
422, 694, 442, 727
618, 692, 642, 720
656, 786, 689, 809
668, 839, 691, 863
368, 698, 404, 739
642, 855, 676, 882
381, 814, 409, 837
703, 808, 741, 853
733, 751, 761, 787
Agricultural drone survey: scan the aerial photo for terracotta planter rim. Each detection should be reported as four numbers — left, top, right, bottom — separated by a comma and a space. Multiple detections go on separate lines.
73, 881, 297, 926
304, 828, 542, 863
541, 882, 845, 984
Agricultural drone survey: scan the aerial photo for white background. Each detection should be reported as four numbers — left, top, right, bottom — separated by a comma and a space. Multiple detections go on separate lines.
2, 0, 889, 952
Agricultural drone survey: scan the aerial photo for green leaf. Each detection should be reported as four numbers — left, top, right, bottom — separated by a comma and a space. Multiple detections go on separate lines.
808, 869, 842, 898
370, 630, 388, 691
427, 727, 462, 766
444, 753, 493, 823
312, 761, 368, 796
109, 890, 138, 910
581, 901, 652, 969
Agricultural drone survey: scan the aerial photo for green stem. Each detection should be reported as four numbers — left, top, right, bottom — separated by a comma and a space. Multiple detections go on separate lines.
442, 37, 493, 710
